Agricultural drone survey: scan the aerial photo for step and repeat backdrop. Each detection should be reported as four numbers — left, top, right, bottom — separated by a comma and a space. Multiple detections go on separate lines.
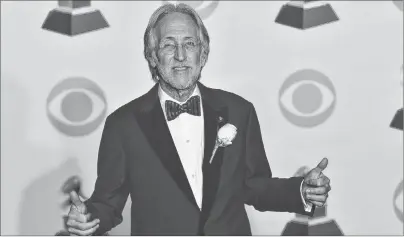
1, 0, 403, 235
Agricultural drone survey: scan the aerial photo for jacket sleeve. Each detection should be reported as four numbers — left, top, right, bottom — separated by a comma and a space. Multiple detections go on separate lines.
84, 115, 130, 235
243, 104, 315, 216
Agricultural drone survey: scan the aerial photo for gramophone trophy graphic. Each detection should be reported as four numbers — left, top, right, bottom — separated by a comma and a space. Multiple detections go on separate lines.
42, 0, 109, 36
275, 0, 339, 29
390, 65, 403, 131
281, 167, 344, 235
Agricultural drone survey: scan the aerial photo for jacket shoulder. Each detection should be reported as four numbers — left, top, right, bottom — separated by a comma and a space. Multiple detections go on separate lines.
104, 92, 150, 124
210, 88, 253, 111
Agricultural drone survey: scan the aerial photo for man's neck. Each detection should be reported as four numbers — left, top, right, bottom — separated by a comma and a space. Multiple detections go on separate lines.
159, 80, 197, 103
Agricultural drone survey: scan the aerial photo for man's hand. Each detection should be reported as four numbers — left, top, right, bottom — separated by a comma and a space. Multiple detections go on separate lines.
302, 158, 331, 207
66, 190, 100, 236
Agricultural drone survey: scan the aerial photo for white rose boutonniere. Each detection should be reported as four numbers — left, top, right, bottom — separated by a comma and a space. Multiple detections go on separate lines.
209, 123, 237, 164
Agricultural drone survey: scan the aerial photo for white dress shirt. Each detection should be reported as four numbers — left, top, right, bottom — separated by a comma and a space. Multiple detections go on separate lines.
159, 85, 205, 209
158, 85, 312, 212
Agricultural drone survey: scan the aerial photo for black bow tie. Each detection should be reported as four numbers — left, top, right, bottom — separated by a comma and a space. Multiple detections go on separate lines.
165, 95, 201, 121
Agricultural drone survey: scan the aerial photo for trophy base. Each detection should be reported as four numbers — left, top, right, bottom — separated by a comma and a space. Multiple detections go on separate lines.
58, 0, 91, 9
281, 219, 344, 235
42, 8, 109, 36
275, 3, 339, 30
390, 108, 403, 130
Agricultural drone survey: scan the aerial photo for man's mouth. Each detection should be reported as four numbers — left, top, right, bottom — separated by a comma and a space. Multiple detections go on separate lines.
173, 66, 189, 71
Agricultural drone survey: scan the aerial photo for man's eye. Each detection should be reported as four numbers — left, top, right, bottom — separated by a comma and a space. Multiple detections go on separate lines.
163, 43, 175, 49
186, 42, 196, 47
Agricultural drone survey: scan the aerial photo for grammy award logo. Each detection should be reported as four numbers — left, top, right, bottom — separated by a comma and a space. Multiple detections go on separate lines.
390, 65, 403, 131
275, 1, 339, 30
42, 0, 109, 36
391, 108, 403, 130
162, 1, 219, 20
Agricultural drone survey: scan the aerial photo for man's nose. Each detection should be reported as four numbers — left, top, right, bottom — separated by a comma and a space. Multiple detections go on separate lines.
174, 45, 185, 61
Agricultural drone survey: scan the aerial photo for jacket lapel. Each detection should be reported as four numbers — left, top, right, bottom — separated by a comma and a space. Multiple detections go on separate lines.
199, 82, 229, 167
198, 83, 229, 234
134, 83, 199, 210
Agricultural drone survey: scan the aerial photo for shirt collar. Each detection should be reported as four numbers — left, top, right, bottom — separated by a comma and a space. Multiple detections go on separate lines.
158, 84, 201, 105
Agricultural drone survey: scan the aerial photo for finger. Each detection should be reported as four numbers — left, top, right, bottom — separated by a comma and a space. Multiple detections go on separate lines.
307, 194, 328, 202
68, 209, 81, 223
69, 191, 83, 208
305, 176, 330, 187
326, 183, 331, 192
68, 211, 91, 224
68, 224, 99, 236
306, 187, 328, 195
66, 214, 95, 226
310, 200, 326, 207
318, 172, 325, 178
316, 157, 328, 171
67, 219, 100, 231
77, 213, 93, 223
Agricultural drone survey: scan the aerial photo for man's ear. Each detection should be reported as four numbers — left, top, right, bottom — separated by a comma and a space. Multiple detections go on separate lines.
200, 48, 208, 67
149, 50, 158, 68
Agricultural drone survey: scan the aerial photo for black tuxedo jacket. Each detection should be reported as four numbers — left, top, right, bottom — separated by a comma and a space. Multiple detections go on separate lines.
85, 82, 314, 235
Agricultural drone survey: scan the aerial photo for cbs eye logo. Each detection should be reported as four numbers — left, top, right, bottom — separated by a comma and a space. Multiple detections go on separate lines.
393, 179, 403, 223
279, 69, 336, 128
46, 77, 107, 137
162, 1, 219, 19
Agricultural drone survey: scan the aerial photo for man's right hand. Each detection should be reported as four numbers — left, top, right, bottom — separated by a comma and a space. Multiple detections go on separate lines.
66, 190, 100, 236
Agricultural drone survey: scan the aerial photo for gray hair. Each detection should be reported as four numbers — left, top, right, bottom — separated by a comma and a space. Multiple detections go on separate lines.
143, 3, 211, 82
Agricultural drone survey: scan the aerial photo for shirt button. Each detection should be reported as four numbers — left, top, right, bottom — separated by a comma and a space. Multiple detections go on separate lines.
186, 139, 190, 143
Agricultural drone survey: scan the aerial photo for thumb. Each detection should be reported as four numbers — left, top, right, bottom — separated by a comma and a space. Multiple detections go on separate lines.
316, 157, 328, 171
69, 190, 86, 213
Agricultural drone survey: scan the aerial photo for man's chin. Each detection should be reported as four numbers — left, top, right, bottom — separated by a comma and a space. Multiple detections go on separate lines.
172, 79, 198, 90
172, 84, 194, 91
159, 74, 199, 90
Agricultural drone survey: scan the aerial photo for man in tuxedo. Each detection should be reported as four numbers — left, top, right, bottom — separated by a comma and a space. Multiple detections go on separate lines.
66, 3, 331, 235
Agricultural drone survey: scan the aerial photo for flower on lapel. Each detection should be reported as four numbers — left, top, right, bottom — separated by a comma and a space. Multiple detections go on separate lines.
209, 123, 237, 164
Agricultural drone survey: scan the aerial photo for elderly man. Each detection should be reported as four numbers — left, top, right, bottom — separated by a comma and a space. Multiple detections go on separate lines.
66, 3, 331, 236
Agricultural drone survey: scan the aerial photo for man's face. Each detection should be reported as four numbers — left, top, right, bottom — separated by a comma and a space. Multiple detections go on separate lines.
152, 12, 206, 90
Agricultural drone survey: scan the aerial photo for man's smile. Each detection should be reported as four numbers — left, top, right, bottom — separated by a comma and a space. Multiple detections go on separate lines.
173, 66, 190, 71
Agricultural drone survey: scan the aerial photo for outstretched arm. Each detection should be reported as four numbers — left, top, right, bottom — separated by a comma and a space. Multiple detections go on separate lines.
243, 104, 314, 216
85, 116, 130, 235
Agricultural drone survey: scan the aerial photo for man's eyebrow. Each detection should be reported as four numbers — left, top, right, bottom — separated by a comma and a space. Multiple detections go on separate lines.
162, 36, 176, 41
161, 36, 197, 41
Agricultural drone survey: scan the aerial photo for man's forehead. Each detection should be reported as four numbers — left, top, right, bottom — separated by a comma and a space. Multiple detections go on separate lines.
156, 12, 198, 39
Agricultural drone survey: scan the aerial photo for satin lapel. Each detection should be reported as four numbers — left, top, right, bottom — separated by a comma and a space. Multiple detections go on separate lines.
202, 102, 218, 168
199, 84, 229, 231
134, 86, 199, 210
202, 104, 228, 167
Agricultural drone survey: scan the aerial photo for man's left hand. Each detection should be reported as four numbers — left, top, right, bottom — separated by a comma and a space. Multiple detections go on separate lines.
302, 158, 331, 207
